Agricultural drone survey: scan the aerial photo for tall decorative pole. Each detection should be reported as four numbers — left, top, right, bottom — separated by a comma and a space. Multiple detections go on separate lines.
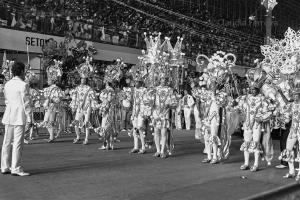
261, 0, 278, 44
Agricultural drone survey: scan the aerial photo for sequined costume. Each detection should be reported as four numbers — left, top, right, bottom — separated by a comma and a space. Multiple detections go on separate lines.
96, 85, 118, 149
70, 84, 96, 129
40, 84, 63, 127
201, 90, 228, 161
192, 86, 209, 140
237, 94, 273, 154
279, 102, 300, 163
152, 84, 173, 158
39, 83, 64, 141
131, 87, 147, 134
71, 57, 97, 145
152, 85, 173, 129
129, 85, 148, 153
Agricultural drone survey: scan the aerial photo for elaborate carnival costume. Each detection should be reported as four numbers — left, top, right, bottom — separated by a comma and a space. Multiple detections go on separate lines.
279, 74, 300, 180
236, 68, 275, 171
260, 27, 300, 180
152, 78, 173, 158
70, 57, 97, 145
197, 51, 238, 163
39, 60, 64, 142
129, 80, 149, 154
96, 61, 122, 150
142, 33, 184, 157
24, 71, 40, 141
192, 77, 209, 141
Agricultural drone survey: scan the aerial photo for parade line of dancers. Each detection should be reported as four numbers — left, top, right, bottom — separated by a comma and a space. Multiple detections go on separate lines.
2, 28, 300, 180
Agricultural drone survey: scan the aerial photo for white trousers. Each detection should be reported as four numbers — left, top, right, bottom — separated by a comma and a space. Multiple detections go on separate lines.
175, 107, 182, 129
1, 125, 25, 173
194, 106, 202, 129
184, 107, 192, 130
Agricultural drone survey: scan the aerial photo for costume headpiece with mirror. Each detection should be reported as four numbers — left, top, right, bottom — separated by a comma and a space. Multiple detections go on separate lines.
246, 67, 267, 90
77, 56, 94, 79
261, 27, 300, 76
142, 32, 166, 65
196, 51, 236, 89
104, 58, 123, 83
165, 36, 185, 66
46, 59, 63, 83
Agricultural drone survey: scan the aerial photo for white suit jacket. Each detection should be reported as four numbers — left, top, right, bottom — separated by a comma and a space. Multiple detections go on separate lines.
2, 77, 32, 125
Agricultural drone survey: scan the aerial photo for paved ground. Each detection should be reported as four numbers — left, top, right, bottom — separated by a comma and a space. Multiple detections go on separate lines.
0, 130, 298, 200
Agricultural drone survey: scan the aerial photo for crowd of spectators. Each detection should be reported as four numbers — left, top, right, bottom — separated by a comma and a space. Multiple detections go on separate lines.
0, 0, 269, 66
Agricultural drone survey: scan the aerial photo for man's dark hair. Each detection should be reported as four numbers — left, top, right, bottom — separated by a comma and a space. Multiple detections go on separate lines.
11, 62, 25, 77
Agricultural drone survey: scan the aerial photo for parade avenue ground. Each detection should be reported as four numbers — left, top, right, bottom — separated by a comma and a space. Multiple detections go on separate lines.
0, 130, 299, 200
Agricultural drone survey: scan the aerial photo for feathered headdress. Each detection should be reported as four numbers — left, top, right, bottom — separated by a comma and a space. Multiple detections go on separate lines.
104, 59, 123, 83
46, 59, 63, 82
77, 56, 94, 79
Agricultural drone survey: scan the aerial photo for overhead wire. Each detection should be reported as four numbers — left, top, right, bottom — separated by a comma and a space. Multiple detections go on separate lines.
111, 0, 263, 49
132, 0, 264, 43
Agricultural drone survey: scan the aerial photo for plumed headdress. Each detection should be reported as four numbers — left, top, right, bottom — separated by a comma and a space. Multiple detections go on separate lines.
104, 59, 123, 83
1, 60, 14, 81
77, 56, 94, 79
46, 59, 63, 83
25, 71, 38, 84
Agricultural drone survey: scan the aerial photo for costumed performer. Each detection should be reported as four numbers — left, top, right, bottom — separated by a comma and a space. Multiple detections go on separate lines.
39, 60, 64, 143
279, 72, 300, 181
152, 77, 173, 158
24, 71, 40, 142
236, 68, 275, 171
96, 62, 122, 150
70, 57, 97, 145
129, 80, 148, 154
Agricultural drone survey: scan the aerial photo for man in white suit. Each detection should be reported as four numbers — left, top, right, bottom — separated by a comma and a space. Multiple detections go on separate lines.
182, 90, 195, 130
1, 62, 32, 176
